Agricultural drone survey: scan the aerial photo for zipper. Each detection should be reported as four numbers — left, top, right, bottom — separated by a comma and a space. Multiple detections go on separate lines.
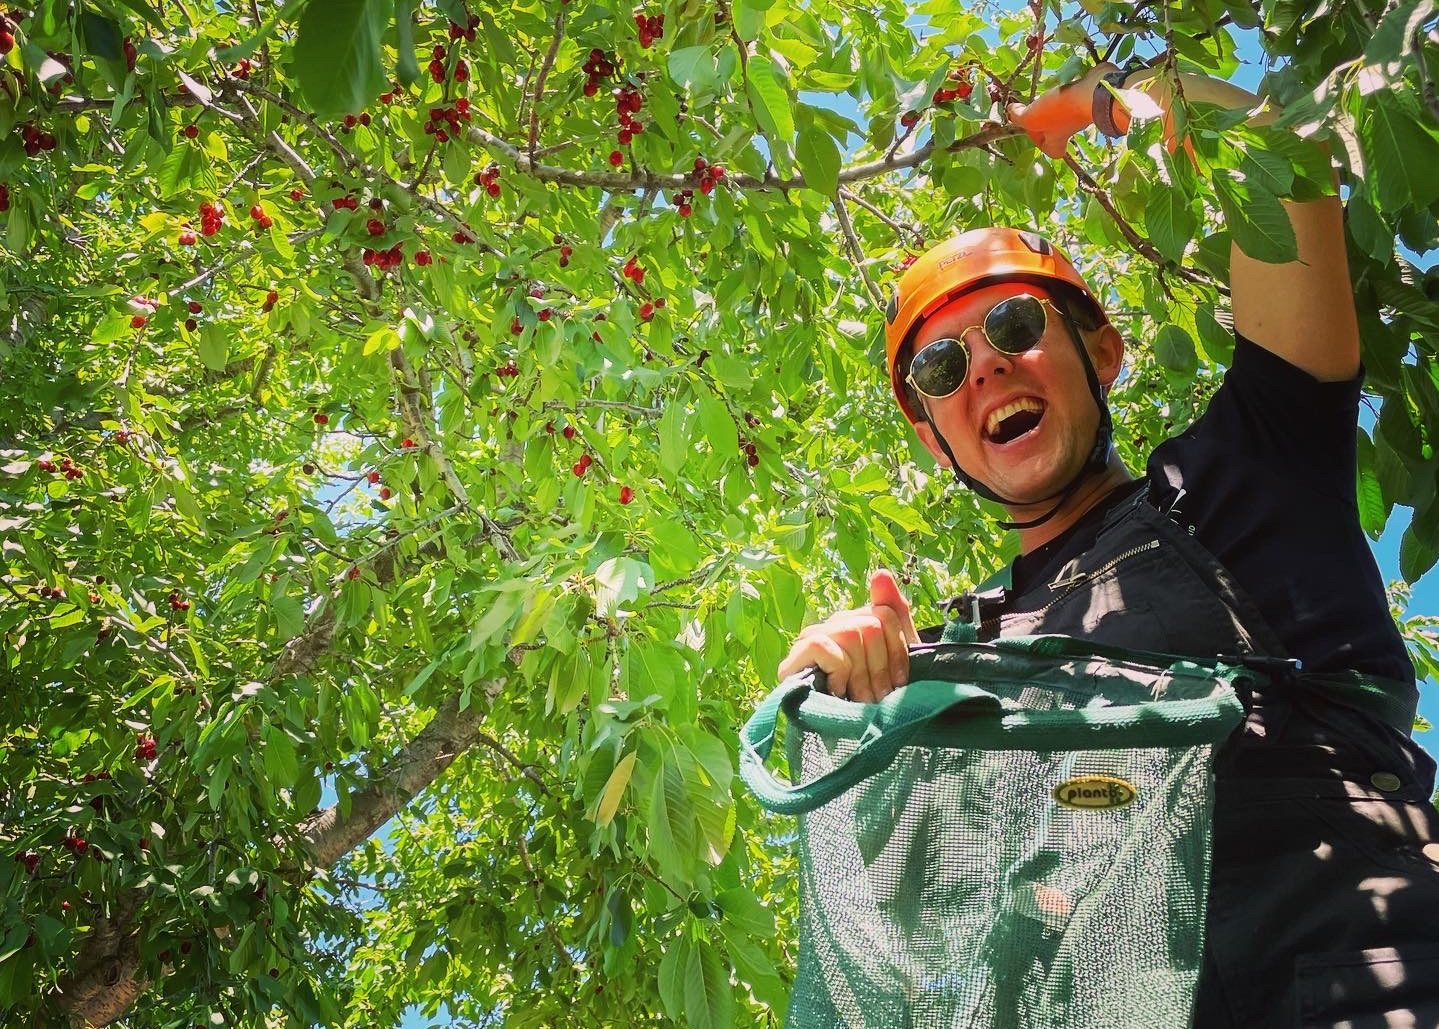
1040, 539, 1161, 612
976, 539, 1163, 638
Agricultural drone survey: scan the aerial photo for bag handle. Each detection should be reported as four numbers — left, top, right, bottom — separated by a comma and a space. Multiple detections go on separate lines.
739, 644, 1246, 815
739, 669, 1004, 815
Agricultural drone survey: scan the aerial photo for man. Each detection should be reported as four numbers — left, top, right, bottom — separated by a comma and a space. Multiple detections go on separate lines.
777, 63, 1439, 1026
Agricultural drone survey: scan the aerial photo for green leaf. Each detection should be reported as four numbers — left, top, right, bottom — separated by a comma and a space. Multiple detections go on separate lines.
78, 10, 123, 61
1143, 188, 1196, 265
294, 0, 390, 118
595, 751, 636, 826
1355, 429, 1388, 540
657, 933, 691, 1020
796, 125, 840, 197
658, 400, 691, 479
394, 0, 420, 86
1214, 170, 1297, 264
113, 0, 168, 34
746, 55, 795, 145
1363, 93, 1439, 211
594, 557, 654, 617
197, 324, 228, 371
1154, 324, 1198, 376
669, 46, 723, 96
684, 937, 734, 1029
1400, 520, 1439, 583
261, 725, 300, 788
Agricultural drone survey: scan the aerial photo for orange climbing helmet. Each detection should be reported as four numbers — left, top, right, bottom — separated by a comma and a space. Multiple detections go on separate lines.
884, 227, 1106, 424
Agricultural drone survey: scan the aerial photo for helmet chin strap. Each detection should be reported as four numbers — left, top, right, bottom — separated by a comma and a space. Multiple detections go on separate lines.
921, 309, 1114, 532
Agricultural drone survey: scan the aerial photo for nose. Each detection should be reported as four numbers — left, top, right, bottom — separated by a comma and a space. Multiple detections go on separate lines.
966, 330, 1013, 390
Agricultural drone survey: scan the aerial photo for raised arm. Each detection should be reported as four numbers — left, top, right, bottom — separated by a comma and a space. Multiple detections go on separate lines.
1009, 65, 1361, 382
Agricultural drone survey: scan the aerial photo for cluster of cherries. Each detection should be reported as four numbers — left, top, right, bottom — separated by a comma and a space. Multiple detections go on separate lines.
622, 256, 646, 286
34, 581, 67, 598
167, 589, 191, 612
475, 164, 501, 198
447, 17, 479, 42
553, 233, 574, 267
20, 122, 58, 157
634, 10, 665, 48
129, 295, 158, 329
669, 157, 726, 216
429, 42, 470, 84
183, 300, 202, 332
739, 437, 760, 468
35, 455, 83, 479
608, 83, 647, 160
572, 452, 594, 477
135, 734, 158, 761
249, 203, 273, 230
331, 193, 361, 211
362, 244, 405, 269
639, 298, 666, 322
581, 48, 617, 98
198, 199, 225, 236
423, 98, 472, 144
261, 289, 278, 313
495, 359, 522, 378
340, 112, 373, 133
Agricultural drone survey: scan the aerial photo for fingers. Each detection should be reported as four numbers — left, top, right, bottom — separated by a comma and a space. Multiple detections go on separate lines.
776, 603, 916, 703
869, 570, 920, 643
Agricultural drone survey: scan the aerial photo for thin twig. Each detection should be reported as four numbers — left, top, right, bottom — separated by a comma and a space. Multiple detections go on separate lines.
528, 7, 567, 155
832, 192, 884, 309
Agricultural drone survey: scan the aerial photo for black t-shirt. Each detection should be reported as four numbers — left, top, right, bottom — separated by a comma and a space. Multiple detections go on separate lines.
990, 334, 1413, 685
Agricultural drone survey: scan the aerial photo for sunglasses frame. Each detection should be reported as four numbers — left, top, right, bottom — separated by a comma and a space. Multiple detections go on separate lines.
904, 293, 1062, 404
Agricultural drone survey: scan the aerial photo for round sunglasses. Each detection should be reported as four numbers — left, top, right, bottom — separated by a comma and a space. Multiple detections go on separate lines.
905, 293, 1060, 402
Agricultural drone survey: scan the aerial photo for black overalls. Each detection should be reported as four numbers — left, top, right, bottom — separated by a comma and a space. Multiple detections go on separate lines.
942, 484, 1439, 1027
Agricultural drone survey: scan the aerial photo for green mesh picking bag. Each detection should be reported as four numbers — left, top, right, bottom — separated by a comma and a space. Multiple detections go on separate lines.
739, 633, 1252, 1029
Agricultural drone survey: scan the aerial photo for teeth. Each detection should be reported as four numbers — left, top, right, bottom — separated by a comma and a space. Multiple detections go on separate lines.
985, 398, 1044, 439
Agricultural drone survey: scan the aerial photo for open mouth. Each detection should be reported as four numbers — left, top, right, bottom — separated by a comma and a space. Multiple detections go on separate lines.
984, 398, 1045, 445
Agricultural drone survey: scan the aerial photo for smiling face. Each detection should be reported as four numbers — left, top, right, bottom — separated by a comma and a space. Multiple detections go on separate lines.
908, 281, 1125, 509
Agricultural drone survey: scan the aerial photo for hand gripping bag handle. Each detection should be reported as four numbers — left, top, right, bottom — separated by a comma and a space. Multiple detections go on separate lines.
740, 642, 1246, 816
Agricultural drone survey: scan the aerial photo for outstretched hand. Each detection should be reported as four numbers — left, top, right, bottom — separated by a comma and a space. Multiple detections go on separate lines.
775, 570, 921, 703
1006, 62, 1119, 158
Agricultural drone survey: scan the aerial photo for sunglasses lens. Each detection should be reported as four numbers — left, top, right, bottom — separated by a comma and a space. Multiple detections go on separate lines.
909, 337, 969, 398
986, 294, 1047, 354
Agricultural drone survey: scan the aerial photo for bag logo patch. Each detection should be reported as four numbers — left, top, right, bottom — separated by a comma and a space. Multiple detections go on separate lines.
1053, 775, 1136, 810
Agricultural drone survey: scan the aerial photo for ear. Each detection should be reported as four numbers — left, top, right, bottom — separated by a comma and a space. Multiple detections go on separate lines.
911, 417, 952, 468
1089, 324, 1126, 389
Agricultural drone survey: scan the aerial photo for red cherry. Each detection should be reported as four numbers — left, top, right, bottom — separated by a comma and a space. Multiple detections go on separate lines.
188, 301, 203, 314
178, 230, 197, 245
538, 309, 552, 322
901, 111, 919, 127
366, 218, 385, 236
139, 838, 149, 851
379, 486, 392, 500
619, 485, 634, 504
607, 150, 624, 167
183, 124, 199, 139
184, 318, 197, 331
250, 204, 264, 220
639, 303, 655, 321
367, 471, 380, 484
130, 315, 147, 329
402, 438, 417, 448
562, 425, 576, 440
956, 81, 973, 100
415, 251, 432, 265
313, 412, 328, 425
347, 566, 361, 581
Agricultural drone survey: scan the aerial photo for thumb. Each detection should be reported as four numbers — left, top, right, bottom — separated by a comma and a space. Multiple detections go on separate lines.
869, 569, 919, 642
